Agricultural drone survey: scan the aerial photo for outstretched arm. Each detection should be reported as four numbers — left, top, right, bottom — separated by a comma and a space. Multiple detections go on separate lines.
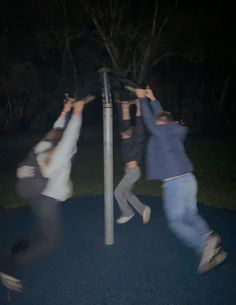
145, 88, 163, 116
45, 101, 85, 175
135, 89, 157, 135
117, 101, 132, 133
52, 101, 84, 157
53, 99, 73, 129
34, 100, 72, 154
134, 99, 145, 140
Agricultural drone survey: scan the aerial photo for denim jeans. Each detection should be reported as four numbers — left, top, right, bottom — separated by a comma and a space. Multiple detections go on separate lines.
162, 173, 211, 253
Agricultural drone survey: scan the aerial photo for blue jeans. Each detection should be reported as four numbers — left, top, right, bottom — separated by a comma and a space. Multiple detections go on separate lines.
162, 173, 211, 253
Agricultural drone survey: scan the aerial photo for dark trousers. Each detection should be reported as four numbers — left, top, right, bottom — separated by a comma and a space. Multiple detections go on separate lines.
1, 195, 61, 276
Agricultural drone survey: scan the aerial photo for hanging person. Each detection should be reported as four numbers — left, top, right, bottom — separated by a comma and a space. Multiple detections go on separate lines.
0, 98, 88, 292
136, 87, 227, 274
114, 99, 151, 224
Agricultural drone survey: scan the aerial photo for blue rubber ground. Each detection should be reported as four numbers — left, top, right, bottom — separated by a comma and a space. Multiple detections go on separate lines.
0, 195, 235, 305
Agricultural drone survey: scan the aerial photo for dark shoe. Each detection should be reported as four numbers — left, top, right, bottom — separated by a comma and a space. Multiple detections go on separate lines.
11, 239, 29, 256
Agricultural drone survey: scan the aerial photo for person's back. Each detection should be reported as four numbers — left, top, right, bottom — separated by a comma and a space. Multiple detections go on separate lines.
146, 121, 193, 180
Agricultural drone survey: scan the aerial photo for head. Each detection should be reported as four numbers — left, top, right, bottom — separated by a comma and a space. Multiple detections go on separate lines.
121, 127, 133, 139
43, 128, 64, 144
37, 128, 64, 165
155, 111, 173, 125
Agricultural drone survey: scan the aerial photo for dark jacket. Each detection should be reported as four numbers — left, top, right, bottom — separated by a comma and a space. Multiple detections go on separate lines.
140, 98, 193, 180
121, 117, 144, 164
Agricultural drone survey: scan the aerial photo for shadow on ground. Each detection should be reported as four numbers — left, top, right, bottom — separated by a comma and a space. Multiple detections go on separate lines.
0, 195, 235, 305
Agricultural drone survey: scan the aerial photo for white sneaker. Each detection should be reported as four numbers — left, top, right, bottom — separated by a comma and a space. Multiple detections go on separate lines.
0, 272, 23, 292
143, 206, 151, 224
197, 233, 221, 273
197, 249, 227, 274
116, 213, 135, 224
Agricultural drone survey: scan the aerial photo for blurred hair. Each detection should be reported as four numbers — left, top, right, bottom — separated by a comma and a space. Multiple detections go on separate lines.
155, 111, 173, 124
43, 128, 64, 151
37, 128, 64, 166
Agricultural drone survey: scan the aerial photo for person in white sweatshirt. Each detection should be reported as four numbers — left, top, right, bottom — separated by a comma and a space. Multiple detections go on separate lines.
0, 99, 85, 292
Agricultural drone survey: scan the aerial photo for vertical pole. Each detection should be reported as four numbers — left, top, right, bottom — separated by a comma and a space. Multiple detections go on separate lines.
98, 68, 114, 245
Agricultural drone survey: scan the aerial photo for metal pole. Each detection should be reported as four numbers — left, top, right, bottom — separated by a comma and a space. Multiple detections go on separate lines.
98, 68, 114, 245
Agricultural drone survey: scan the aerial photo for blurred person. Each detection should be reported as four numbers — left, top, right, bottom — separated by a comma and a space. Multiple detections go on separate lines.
114, 100, 151, 224
136, 87, 227, 274
0, 98, 86, 292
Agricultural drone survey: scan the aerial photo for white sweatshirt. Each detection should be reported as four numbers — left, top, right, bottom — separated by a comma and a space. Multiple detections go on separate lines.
34, 114, 82, 201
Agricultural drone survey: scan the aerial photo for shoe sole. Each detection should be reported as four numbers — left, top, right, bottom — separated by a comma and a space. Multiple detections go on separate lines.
143, 206, 151, 224
116, 214, 135, 224
200, 233, 221, 265
0, 273, 23, 292
64, 95, 96, 105
197, 250, 227, 274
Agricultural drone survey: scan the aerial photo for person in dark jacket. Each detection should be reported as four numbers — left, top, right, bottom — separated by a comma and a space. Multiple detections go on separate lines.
114, 100, 151, 224
136, 87, 227, 273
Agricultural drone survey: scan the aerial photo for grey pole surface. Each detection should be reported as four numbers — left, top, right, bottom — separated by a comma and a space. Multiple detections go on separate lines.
99, 68, 114, 245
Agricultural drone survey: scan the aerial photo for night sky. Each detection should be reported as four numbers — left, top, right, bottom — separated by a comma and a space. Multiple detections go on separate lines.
0, 0, 235, 131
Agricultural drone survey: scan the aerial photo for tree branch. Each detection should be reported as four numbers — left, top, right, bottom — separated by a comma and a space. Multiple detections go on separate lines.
153, 0, 178, 54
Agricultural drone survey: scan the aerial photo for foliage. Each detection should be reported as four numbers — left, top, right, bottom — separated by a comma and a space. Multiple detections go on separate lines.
80, 0, 179, 84
0, 0, 235, 130
0, 62, 42, 130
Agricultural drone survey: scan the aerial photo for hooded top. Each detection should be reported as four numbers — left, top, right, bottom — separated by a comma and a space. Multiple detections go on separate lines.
140, 98, 193, 181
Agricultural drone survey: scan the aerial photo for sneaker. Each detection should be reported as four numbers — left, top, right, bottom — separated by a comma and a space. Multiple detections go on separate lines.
124, 85, 136, 93
197, 233, 221, 273
0, 272, 23, 292
64, 94, 96, 105
197, 249, 227, 274
115, 99, 136, 105
116, 213, 135, 224
82, 95, 96, 105
143, 206, 151, 224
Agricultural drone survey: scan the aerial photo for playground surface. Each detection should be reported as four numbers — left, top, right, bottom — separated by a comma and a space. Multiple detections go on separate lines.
0, 195, 235, 305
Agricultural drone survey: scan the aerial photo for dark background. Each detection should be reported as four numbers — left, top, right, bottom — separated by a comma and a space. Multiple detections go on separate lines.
0, 0, 235, 133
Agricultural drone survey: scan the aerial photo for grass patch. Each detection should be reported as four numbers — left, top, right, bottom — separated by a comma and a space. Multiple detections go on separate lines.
0, 131, 235, 210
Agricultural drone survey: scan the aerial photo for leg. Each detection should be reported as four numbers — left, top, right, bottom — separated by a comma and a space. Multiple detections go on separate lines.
114, 172, 135, 218
124, 167, 145, 216
14, 195, 61, 266
184, 174, 212, 249
182, 174, 227, 272
0, 195, 60, 292
163, 174, 210, 253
